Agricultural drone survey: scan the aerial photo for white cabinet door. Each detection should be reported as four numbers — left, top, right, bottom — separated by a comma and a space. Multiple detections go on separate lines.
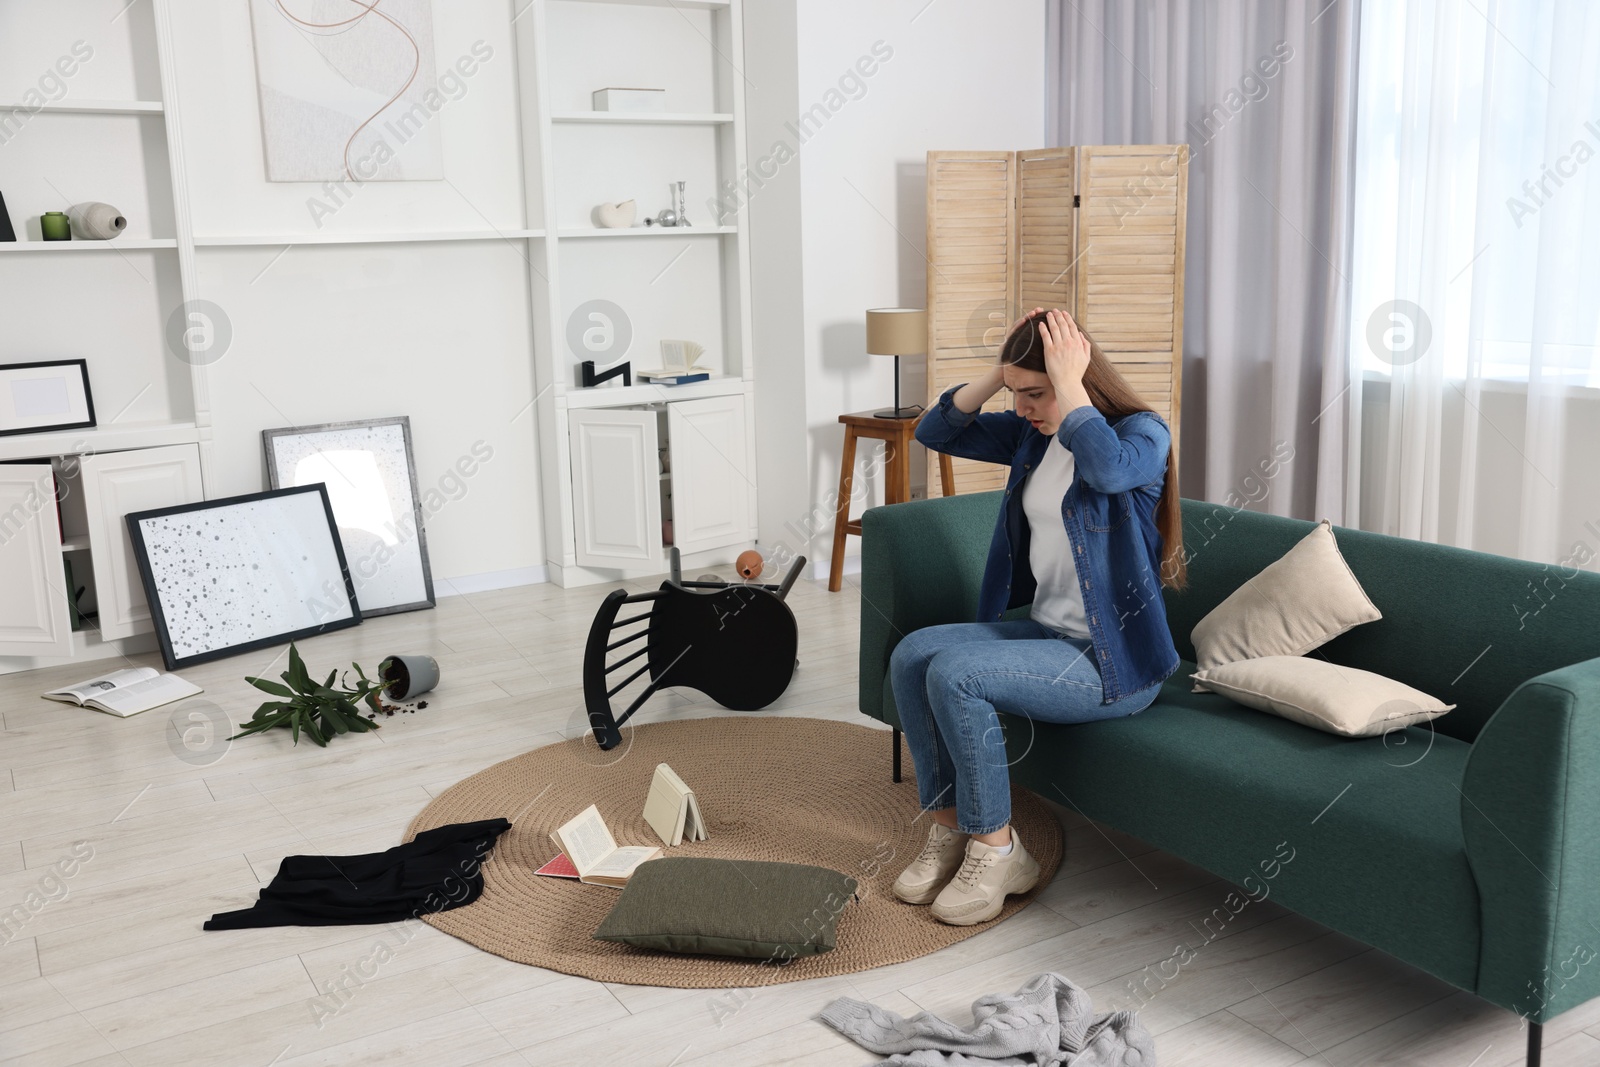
79, 444, 204, 641
0, 463, 72, 657
568, 409, 664, 571
668, 395, 752, 555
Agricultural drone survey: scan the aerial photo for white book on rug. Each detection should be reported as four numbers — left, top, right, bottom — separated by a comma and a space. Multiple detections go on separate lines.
643, 763, 707, 848
549, 804, 660, 888
42, 667, 203, 718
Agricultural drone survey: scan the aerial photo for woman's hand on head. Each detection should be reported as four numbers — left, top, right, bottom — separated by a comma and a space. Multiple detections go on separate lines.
1040, 309, 1091, 392
1007, 307, 1045, 352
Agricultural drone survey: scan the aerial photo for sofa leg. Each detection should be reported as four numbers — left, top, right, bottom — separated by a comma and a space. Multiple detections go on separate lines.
892, 727, 902, 783
1527, 1021, 1542, 1067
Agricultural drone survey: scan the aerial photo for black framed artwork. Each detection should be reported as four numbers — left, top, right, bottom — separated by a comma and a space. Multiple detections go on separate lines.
126, 484, 362, 670
0, 359, 96, 437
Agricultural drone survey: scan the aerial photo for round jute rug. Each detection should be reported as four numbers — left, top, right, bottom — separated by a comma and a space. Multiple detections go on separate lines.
404, 715, 1063, 988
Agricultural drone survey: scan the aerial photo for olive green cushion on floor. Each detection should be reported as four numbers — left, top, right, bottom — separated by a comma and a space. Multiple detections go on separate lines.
593, 858, 858, 959
859, 493, 1600, 1024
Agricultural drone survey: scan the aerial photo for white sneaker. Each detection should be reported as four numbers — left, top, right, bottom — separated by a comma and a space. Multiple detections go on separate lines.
892, 823, 970, 904
929, 829, 1041, 926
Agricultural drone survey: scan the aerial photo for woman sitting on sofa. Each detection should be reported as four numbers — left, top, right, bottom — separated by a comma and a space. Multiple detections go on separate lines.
891, 307, 1188, 925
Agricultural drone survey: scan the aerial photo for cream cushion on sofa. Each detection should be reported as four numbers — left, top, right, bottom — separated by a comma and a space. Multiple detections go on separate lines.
1190, 519, 1381, 692
1191, 655, 1454, 737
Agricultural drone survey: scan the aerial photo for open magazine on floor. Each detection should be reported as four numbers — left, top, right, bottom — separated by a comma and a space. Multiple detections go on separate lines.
43, 667, 202, 718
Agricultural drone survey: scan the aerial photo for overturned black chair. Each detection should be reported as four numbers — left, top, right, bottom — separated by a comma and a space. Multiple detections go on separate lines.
581, 548, 806, 750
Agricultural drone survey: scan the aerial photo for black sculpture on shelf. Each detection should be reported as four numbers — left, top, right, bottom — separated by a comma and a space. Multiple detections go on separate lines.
580, 358, 631, 387
580, 546, 806, 750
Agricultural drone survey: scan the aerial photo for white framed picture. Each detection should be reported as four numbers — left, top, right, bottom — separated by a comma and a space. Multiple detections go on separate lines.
126, 485, 361, 670
263, 416, 435, 616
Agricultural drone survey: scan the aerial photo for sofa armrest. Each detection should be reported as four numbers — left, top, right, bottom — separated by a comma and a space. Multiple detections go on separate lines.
1461, 655, 1600, 1021
857, 491, 1002, 724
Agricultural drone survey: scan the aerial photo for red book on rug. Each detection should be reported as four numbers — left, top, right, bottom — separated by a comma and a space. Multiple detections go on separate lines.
534, 852, 580, 879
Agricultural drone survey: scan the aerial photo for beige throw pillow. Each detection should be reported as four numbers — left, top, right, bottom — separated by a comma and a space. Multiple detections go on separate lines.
1191, 656, 1454, 737
1190, 519, 1381, 692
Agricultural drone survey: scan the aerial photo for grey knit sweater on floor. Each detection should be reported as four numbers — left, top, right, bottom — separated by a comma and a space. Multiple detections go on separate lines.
819, 971, 1155, 1066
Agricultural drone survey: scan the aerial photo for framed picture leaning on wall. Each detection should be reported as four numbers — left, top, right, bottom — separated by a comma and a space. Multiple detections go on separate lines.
126, 484, 362, 671
262, 416, 435, 616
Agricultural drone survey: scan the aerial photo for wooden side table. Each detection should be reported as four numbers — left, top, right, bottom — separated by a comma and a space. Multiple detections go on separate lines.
829, 409, 955, 592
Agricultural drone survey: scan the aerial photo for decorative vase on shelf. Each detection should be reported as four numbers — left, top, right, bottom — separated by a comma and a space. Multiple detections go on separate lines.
68, 203, 126, 240
40, 212, 71, 241
0, 191, 15, 242
672, 180, 690, 227
646, 181, 690, 228
595, 200, 636, 228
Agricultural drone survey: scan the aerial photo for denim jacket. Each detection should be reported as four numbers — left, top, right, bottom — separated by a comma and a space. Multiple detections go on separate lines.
914, 385, 1182, 704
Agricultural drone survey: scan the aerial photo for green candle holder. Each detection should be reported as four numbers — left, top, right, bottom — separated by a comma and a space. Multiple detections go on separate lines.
41, 211, 71, 241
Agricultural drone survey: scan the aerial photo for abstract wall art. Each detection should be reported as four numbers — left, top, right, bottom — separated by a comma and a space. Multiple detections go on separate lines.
126, 485, 362, 670
247, 0, 444, 183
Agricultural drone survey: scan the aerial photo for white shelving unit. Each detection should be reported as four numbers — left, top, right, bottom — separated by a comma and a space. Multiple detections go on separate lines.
517, 0, 757, 586
557, 226, 738, 238
0, 238, 178, 252
0, 99, 164, 114
550, 111, 734, 124
191, 230, 546, 247
0, 0, 759, 672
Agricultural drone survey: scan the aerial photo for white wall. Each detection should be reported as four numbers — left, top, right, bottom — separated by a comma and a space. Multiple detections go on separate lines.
2, 0, 1045, 603
746, 0, 1048, 573
164, 0, 546, 588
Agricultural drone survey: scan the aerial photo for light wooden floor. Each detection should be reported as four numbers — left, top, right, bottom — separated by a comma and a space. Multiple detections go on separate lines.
3, 568, 1597, 1067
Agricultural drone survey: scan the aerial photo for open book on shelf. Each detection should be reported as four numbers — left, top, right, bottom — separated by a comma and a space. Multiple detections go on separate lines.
547, 804, 661, 888
43, 667, 202, 718
638, 339, 712, 385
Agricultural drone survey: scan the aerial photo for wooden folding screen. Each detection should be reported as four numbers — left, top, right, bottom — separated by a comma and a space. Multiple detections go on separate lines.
925, 145, 1187, 494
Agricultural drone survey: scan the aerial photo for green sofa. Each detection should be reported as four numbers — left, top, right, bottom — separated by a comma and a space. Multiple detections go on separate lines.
858, 492, 1600, 1063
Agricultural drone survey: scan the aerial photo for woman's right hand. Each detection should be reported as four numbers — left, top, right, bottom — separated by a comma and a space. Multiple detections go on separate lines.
951, 307, 1043, 414
1008, 306, 1045, 349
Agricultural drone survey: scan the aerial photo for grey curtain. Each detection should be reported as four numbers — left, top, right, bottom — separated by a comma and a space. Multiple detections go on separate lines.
1047, 0, 1361, 523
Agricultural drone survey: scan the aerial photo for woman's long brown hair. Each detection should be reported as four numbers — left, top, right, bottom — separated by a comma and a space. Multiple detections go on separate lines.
999, 310, 1187, 591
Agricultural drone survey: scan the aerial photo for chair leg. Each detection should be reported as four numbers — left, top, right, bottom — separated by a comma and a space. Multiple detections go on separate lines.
892, 727, 902, 783
938, 452, 955, 497
1527, 1021, 1542, 1067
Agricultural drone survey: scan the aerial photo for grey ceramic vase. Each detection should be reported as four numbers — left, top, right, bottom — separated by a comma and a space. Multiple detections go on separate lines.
68, 202, 126, 240
381, 654, 439, 700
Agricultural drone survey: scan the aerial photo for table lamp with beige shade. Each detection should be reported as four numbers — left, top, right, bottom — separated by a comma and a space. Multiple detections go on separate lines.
866, 307, 927, 419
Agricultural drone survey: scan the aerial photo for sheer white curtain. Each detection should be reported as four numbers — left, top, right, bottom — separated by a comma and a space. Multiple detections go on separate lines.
1046, 0, 1361, 522
1349, 0, 1600, 565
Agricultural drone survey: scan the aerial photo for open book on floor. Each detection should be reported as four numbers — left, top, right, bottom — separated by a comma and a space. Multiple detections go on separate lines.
643, 763, 707, 848
43, 667, 202, 718
547, 804, 661, 887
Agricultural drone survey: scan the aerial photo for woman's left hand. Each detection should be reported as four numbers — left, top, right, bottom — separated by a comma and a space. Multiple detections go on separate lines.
1039, 308, 1091, 392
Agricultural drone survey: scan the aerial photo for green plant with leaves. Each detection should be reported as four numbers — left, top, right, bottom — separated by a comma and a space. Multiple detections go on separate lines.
231, 643, 388, 747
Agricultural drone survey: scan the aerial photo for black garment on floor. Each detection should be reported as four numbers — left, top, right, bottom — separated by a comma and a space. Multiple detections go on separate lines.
204, 818, 511, 930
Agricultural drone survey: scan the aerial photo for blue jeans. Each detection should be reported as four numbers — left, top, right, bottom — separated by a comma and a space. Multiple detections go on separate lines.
889, 619, 1162, 834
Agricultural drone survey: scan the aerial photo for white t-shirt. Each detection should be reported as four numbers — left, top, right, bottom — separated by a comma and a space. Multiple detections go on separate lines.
1021, 438, 1090, 638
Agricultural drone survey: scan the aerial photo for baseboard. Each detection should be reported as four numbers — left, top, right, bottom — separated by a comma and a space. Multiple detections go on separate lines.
434, 565, 551, 597
812, 554, 861, 583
